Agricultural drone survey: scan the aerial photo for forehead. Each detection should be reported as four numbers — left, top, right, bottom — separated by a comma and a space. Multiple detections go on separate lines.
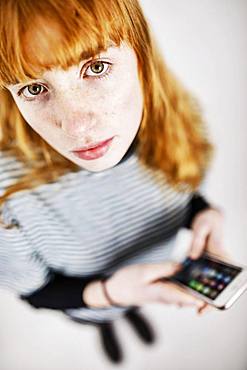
22, 17, 111, 76
24, 18, 65, 67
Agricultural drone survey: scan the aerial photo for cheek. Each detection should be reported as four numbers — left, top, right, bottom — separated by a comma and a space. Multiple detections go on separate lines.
15, 102, 62, 152
14, 100, 55, 138
124, 81, 142, 111
119, 81, 143, 131
105, 76, 143, 127
15, 100, 42, 128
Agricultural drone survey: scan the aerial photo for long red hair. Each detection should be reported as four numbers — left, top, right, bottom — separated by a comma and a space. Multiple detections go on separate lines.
0, 0, 214, 228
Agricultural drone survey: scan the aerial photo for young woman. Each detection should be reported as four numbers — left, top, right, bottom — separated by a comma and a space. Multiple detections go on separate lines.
0, 0, 229, 364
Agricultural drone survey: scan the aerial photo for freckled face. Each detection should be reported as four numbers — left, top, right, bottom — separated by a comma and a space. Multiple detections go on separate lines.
7, 42, 143, 172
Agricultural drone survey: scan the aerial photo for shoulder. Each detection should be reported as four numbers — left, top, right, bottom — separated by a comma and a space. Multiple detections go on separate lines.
0, 150, 27, 197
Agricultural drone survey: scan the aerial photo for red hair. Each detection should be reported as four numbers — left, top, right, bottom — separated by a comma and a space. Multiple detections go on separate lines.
0, 0, 214, 228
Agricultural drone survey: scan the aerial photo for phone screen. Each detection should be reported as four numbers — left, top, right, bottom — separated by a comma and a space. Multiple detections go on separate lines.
171, 254, 242, 300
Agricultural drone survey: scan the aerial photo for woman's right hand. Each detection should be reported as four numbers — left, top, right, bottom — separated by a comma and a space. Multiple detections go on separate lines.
105, 261, 206, 310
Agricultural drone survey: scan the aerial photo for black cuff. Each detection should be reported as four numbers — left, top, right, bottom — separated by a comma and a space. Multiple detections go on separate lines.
20, 270, 104, 310
183, 192, 211, 229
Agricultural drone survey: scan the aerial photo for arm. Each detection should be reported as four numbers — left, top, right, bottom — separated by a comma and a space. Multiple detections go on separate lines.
16, 191, 213, 310
20, 270, 111, 310
20, 192, 212, 310
0, 220, 110, 310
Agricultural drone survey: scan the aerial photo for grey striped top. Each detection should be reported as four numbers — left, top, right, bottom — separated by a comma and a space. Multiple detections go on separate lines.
0, 145, 205, 323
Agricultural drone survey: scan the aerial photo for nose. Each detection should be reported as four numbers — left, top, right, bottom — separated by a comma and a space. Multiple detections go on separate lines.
59, 111, 98, 138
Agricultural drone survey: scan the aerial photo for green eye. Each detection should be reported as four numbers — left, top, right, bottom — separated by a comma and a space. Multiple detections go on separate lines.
90, 61, 105, 74
27, 84, 43, 95
84, 60, 112, 79
18, 83, 47, 100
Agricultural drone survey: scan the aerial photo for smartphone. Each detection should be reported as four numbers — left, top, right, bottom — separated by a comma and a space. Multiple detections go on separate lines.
169, 252, 247, 309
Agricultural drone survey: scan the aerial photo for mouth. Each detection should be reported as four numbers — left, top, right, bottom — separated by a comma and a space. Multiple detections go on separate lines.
71, 137, 115, 160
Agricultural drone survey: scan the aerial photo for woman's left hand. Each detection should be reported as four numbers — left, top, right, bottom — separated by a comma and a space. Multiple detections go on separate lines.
189, 207, 230, 261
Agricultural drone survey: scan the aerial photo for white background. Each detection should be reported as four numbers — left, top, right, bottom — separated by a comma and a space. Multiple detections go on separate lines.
1, 1, 247, 369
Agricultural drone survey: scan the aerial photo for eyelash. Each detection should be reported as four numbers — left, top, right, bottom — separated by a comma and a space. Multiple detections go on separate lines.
17, 60, 113, 101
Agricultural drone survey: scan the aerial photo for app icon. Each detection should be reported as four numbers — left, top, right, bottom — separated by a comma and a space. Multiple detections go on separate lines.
196, 283, 204, 292
209, 290, 218, 299
223, 275, 231, 283
189, 280, 198, 289
216, 273, 223, 280
208, 269, 216, 277
191, 268, 201, 279
202, 267, 210, 275
209, 280, 217, 287
202, 277, 210, 285
202, 286, 211, 295
217, 283, 224, 290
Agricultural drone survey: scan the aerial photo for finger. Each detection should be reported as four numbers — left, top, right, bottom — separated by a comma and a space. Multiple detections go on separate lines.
151, 281, 205, 308
207, 228, 224, 250
142, 261, 182, 284
189, 224, 210, 259
207, 233, 232, 261
197, 303, 214, 315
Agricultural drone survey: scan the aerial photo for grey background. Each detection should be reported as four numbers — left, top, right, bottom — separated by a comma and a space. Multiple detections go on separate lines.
1, 1, 247, 369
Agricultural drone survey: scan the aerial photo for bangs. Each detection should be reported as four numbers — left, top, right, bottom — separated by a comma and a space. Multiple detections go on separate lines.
0, 0, 136, 87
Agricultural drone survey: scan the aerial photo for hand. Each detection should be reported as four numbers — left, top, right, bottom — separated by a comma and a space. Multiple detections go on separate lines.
189, 207, 231, 261
188, 207, 231, 315
105, 261, 205, 311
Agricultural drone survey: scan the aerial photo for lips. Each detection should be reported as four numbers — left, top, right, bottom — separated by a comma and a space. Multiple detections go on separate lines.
72, 137, 114, 152
71, 137, 114, 160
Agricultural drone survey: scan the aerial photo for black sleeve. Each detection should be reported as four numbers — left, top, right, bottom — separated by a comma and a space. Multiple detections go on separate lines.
20, 270, 104, 310
183, 192, 211, 229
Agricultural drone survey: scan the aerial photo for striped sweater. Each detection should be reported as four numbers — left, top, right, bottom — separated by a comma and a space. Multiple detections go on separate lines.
0, 140, 210, 323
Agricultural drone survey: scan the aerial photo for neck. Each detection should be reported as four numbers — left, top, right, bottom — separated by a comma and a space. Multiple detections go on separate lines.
118, 135, 139, 165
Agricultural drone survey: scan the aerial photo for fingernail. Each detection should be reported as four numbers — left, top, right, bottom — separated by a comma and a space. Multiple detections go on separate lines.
196, 301, 205, 308
197, 307, 204, 314
190, 254, 197, 260
198, 308, 207, 315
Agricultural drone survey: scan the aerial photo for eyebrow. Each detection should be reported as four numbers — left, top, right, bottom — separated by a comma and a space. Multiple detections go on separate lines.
7, 41, 117, 89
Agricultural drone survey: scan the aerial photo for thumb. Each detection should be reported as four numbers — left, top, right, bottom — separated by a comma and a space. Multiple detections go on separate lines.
142, 261, 182, 284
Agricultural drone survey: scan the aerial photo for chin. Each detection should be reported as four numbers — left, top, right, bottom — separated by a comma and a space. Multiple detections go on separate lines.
79, 155, 122, 173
